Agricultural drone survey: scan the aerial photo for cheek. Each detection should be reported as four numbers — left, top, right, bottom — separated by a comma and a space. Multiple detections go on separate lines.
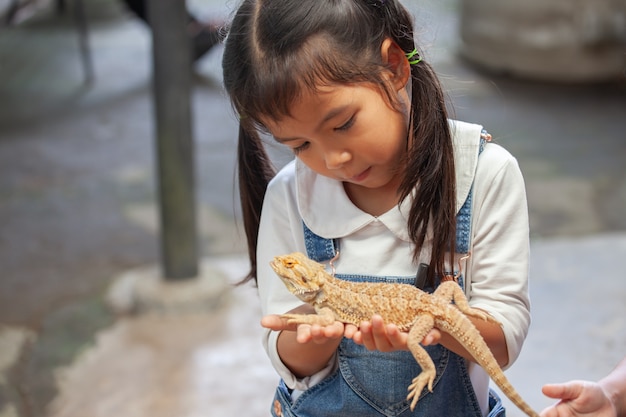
296, 153, 328, 175
367, 120, 407, 161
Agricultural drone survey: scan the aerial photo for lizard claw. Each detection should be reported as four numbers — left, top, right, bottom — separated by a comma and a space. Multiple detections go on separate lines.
467, 309, 501, 326
280, 313, 309, 325
406, 372, 434, 411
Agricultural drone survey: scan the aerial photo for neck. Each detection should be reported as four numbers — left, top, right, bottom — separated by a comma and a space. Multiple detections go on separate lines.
344, 179, 401, 216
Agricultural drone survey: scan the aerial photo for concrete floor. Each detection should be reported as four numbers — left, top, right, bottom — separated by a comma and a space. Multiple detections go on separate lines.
0, 0, 625, 416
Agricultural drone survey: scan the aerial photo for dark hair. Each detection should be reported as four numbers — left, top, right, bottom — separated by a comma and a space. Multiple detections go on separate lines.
223, 0, 455, 285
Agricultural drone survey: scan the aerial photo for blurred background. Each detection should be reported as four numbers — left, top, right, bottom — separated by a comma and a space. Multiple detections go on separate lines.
0, 0, 624, 416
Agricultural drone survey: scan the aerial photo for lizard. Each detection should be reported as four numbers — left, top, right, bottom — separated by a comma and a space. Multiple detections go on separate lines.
270, 251, 539, 417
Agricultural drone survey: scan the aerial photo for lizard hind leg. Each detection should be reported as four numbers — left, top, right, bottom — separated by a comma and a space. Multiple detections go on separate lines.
406, 315, 437, 411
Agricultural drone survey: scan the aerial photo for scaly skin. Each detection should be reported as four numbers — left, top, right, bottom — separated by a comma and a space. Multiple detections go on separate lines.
270, 252, 539, 417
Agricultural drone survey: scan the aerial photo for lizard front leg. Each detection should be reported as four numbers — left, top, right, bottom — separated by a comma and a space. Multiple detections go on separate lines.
280, 306, 335, 326
406, 314, 437, 411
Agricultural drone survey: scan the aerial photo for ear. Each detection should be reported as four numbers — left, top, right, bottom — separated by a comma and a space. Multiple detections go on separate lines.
380, 38, 411, 91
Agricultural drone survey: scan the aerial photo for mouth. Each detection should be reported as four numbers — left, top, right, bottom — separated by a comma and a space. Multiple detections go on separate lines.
348, 167, 371, 183
293, 288, 317, 298
281, 280, 317, 301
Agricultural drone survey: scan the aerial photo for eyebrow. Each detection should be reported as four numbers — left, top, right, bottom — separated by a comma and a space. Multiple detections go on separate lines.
274, 104, 351, 143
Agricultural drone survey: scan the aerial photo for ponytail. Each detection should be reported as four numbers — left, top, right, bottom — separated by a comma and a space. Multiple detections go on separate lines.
236, 124, 276, 284
400, 60, 456, 286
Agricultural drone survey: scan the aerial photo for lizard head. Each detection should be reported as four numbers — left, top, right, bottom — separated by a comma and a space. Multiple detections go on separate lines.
270, 252, 326, 303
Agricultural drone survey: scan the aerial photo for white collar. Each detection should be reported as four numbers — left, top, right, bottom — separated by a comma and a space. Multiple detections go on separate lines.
296, 119, 484, 241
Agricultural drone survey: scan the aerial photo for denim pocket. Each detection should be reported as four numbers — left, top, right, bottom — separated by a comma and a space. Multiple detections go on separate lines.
338, 339, 449, 415
487, 388, 506, 417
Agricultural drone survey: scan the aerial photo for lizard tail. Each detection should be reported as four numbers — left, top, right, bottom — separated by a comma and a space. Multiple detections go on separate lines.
439, 312, 540, 417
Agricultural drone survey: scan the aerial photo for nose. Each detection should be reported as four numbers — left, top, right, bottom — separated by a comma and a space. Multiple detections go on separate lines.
324, 148, 351, 170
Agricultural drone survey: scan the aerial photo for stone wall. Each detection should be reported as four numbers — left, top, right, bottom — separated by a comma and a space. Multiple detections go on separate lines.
459, 0, 626, 82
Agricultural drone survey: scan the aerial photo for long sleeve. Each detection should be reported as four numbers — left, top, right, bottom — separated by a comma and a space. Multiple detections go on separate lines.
466, 142, 531, 369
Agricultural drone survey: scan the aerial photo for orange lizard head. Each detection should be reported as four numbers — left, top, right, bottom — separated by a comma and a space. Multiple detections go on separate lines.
270, 252, 327, 302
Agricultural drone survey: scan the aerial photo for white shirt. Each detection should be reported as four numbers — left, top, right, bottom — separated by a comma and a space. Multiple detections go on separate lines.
257, 120, 531, 415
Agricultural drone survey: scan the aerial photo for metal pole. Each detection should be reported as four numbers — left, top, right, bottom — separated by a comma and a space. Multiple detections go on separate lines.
147, 0, 198, 280
73, 0, 94, 85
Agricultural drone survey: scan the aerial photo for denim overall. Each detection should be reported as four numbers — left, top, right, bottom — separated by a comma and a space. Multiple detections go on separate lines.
270, 136, 505, 417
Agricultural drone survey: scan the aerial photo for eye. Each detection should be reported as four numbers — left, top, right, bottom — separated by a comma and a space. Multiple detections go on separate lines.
292, 141, 310, 155
334, 115, 355, 132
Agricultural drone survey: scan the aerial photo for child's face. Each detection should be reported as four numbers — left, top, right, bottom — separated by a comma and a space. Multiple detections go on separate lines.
264, 82, 410, 200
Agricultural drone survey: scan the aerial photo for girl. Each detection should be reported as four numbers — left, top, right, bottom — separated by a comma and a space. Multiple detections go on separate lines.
222, 1, 531, 416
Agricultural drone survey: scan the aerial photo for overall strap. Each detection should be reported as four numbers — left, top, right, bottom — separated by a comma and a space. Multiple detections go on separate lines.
455, 190, 473, 254
455, 131, 490, 254
303, 222, 339, 262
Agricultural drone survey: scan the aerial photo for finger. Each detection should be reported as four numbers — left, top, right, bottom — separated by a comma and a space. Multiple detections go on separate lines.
421, 329, 441, 346
541, 384, 567, 400
308, 323, 323, 340
344, 324, 358, 339
295, 324, 313, 343
261, 315, 294, 331
386, 323, 408, 350
360, 320, 376, 350
370, 315, 394, 351
541, 382, 584, 400
350, 328, 364, 345
324, 321, 345, 339
309, 322, 342, 344
305, 321, 344, 345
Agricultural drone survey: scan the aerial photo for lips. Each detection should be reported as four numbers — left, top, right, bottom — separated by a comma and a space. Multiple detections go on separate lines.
349, 167, 371, 182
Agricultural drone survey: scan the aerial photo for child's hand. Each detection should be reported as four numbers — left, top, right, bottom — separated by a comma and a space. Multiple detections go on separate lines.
261, 305, 345, 345
344, 315, 442, 352
539, 381, 617, 417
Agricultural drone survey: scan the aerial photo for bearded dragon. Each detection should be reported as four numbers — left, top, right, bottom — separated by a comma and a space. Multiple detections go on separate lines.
270, 252, 538, 417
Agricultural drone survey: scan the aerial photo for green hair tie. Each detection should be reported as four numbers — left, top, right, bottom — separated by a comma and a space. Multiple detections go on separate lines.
405, 48, 422, 65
